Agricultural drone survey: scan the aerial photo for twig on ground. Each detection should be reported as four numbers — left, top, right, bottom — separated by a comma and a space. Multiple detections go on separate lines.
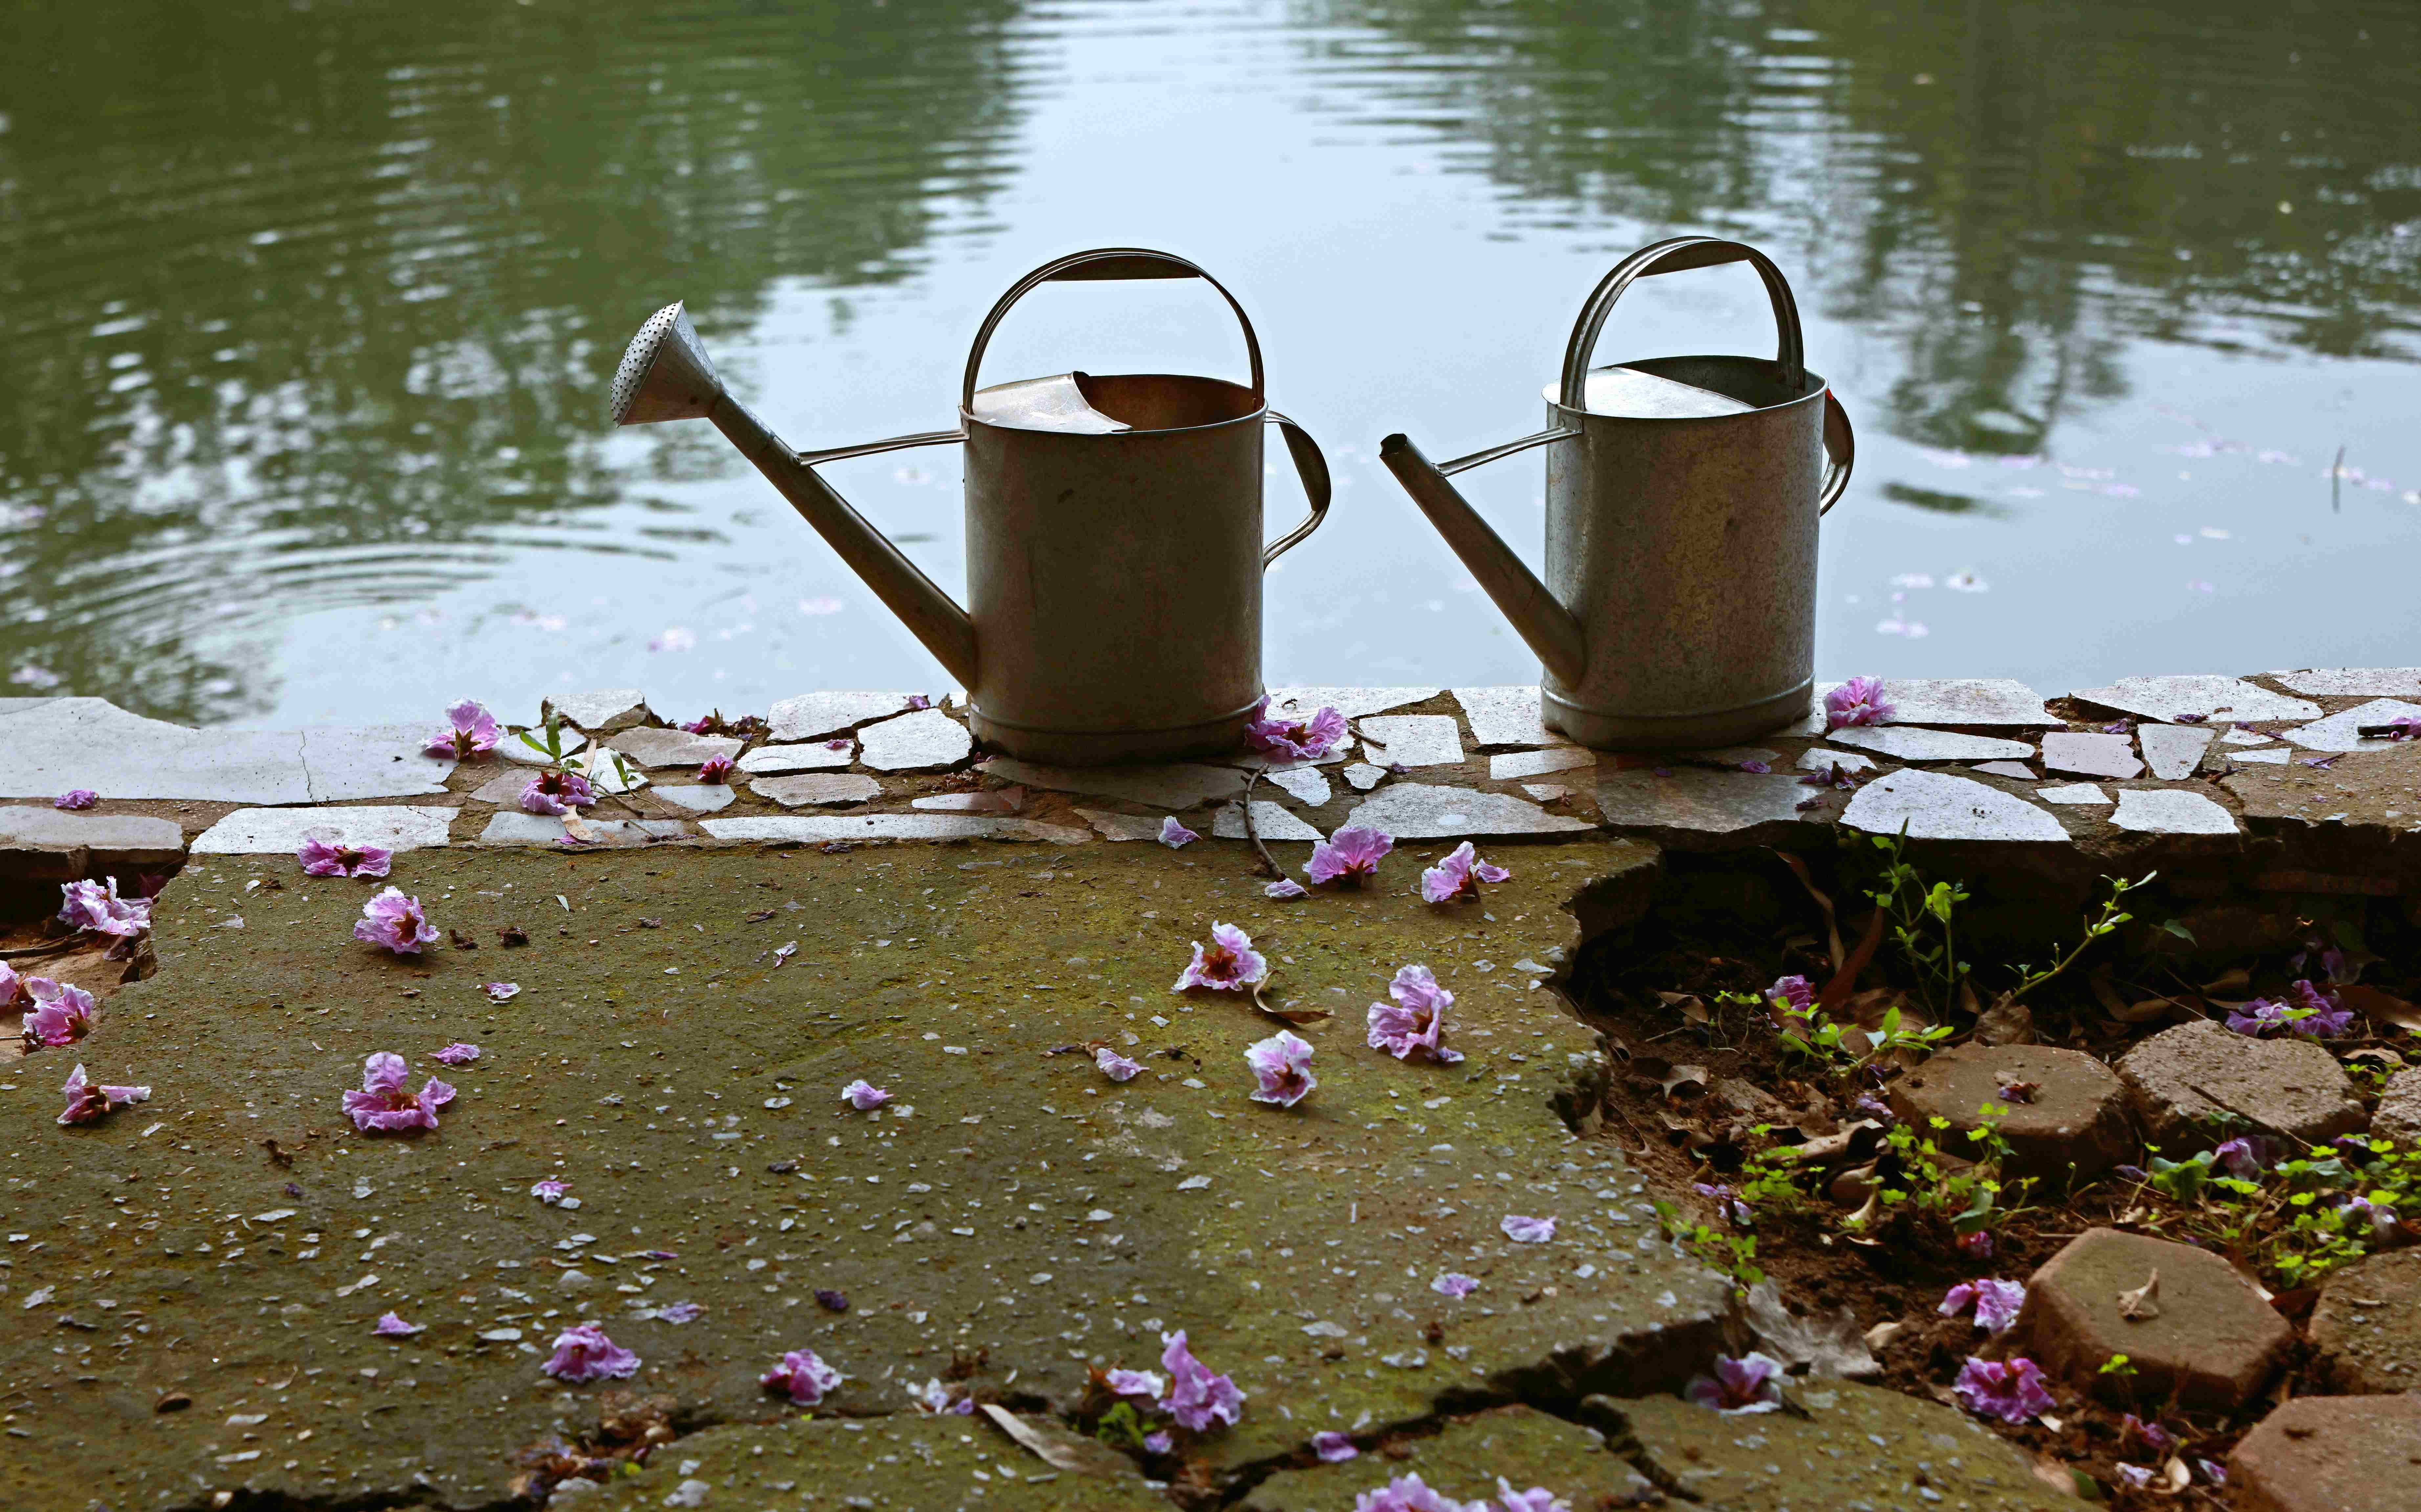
1237, 767, 1280, 879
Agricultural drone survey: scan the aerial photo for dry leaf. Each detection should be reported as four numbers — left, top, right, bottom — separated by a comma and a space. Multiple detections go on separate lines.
2160, 1454, 2191, 1493
559, 812, 600, 844
1775, 1120, 1883, 1167
1862, 1320, 1908, 1352
2341, 983, 2421, 1034
2118, 1270, 2162, 1322
1773, 850, 1845, 971
1972, 993, 2037, 1046
977, 1404, 1133, 1478
1659, 1064, 1709, 1098
1248, 983, 1331, 1026
1819, 909, 1886, 1013
1744, 1280, 1880, 1378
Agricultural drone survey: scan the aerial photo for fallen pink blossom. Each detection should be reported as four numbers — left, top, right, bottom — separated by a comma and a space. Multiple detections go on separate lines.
1264, 878, 1308, 900
1305, 825, 1392, 887
843, 1078, 891, 1110
1174, 923, 1268, 992
1312, 1430, 1359, 1462
1159, 1330, 1244, 1431
430, 1042, 481, 1065
1105, 1367, 1166, 1399
520, 768, 596, 816
1245, 1030, 1316, 1107
57, 1063, 148, 1126
531, 1179, 568, 1205
697, 755, 736, 783
373, 1312, 422, 1337
760, 1347, 843, 1405
1495, 1483, 1567, 1512
1352, 1473, 1467, 1512
1953, 1356, 2055, 1423
1432, 1273, 1479, 1298
1685, 1352, 1784, 1414
57, 877, 151, 946
1500, 1213, 1555, 1243
353, 888, 438, 956
21, 979, 98, 1047
1244, 698, 1346, 761
1095, 1047, 1144, 1082
544, 1323, 640, 1383
483, 982, 520, 1001
298, 836, 393, 878
1825, 676, 1893, 730
425, 699, 501, 760
1419, 841, 1508, 903
1158, 816, 1200, 848
1366, 964, 1463, 1063
341, 1052, 455, 1134
53, 789, 97, 811
1940, 1279, 2025, 1335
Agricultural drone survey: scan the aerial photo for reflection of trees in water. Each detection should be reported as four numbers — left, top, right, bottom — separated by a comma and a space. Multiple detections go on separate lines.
0, 0, 1027, 723
1304, 0, 2421, 455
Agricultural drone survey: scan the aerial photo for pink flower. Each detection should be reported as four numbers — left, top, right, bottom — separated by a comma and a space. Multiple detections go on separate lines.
57, 1063, 149, 1126
1264, 878, 1308, 900
21, 979, 98, 1047
544, 1323, 640, 1383
2122, 1414, 2176, 1455
1685, 1352, 1784, 1414
341, 1052, 456, 1133
531, 1179, 567, 1205
1366, 964, 1463, 1063
0, 961, 21, 1012
373, 1312, 422, 1337
1245, 1031, 1316, 1107
298, 836, 392, 878
1305, 825, 1392, 886
653, 1301, 704, 1324
697, 755, 735, 784
1955, 1229, 1994, 1260
1245, 698, 1347, 761
1143, 1430, 1174, 1455
1158, 1330, 1244, 1431
1824, 677, 1894, 730
1496, 1484, 1567, 1512
520, 768, 596, 815
1095, 1047, 1143, 1082
1953, 1356, 2055, 1423
905, 694, 933, 711
909, 1377, 974, 1415
1352, 1474, 1468, 1512
57, 877, 151, 945
483, 982, 520, 1001
843, 1078, 890, 1110
681, 715, 719, 735
425, 699, 501, 759
53, 789, 97, 811
760, 1348, 843, 1405
431, 1042, 480, 1065
1312, 1430, 1359, 1462
1174, 923, 1268, 992
1940, 1279, 2025, 1334
353, 887, 438, 955
1765, 974, 1814, 1019
1158, 816, 1199, 849
1432, 1273, 1478, 1298
1500, 1213, 1555, 1243
1105, 1367, 1166, 1399
1419, 841, 1508, 903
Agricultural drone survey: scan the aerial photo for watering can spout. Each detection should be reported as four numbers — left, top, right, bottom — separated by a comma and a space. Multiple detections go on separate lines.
609, 302, 979, 689
1379, 431, 1588, 690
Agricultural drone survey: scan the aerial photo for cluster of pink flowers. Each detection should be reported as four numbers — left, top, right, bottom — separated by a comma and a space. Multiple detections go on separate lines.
1245, 1031, 1315, 1107
544, 1323, 640, 1383
760, 1347, 843, 1405
354, 888, 438, 955
2226, 979, 2353, 1038
1366, 964, 1463, 1063
424, 699, 501, 760
1419, 841, 1508, 903
298, 836, 392, 878
58, 877, 151, 953
1824, 676, 1893, 730
1244, 698, 1346, 761
1129, 1331, 1241, 1432
1686, 1352, 1784, 1413
1305, 825, 1391, 886
57, 1063, 148, 1126
342, 1052, 455, 1133
520, 768, 595, 816
1174, 923, 1267, 992
18, 976, 99, 1049
1953, 1356, 2055, 1423
53, 789, 97, 811
1939, 1278, 2025, 1334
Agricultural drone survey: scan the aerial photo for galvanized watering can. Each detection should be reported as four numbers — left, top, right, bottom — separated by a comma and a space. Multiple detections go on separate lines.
1381, 236, 1854, 749
609, 247, 1331, 765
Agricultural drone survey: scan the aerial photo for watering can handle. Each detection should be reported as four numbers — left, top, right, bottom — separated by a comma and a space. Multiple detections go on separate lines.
962, 247, 1266, 411
1261, 411, 1332, 568
1819, 391, 1854, 516
1557, 236, 1808, 408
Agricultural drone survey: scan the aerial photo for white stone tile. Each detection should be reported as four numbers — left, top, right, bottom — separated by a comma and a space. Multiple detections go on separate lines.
477, 813, 688, 846
192, 805, 457, 855
2139, 724, 2216, 780
1970, 761, 2037, 780
1265, 766, 1332, 806
910, 790, 1023, 813
1075, 809, 1161, 842
2268, 668, 2421, 697
1519, 783, 1573, 802
700, 814, 1087, 845
2283, 699, 2421, 754
1812, 678, 2055, 726
2221, 729, 2276, 746
651, 784, 737, 813
982, 758, 1247, 809
1344, 783, 1592, 839
1342, 763, 1388, 791
1796, 747, 1876, 776
1211, 801, 1324, 842
766, 692, 922, 743
541, 690, 649, 731
2068, 675, 2320, 723
1827, 726, 2035, 762
1596, 768, 1816, 836
738, 743, 854, 774
467, 770, 535, 805
2041, 731, 2143, 780
2038, 784, 2110, 805
1360, 715, 1465, 769
750, 774, 882, 808
1489, 747, 1594, 781
1840, 769, 2067, 841
2110, 788, 2238, 834
604, 729, 744, 768
1264, 686, 1442, 721
302, 726, 456, 801
2, 808, 189, 866
1450, 686, 1571, 748
857, 709, 973, 772
2227, 746, 2292, 765
0, 698, 311, 804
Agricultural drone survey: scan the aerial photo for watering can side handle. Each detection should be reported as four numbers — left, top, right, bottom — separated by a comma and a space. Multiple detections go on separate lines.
1819, 391, 1855, 516
1260, 411, 1332, 568
962, 248, 1265, 410
1559, 236, 1808, 408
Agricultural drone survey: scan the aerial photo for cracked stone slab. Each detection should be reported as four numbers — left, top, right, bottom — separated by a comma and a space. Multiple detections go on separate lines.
1970, 760, 2037, 780
1211, 800, 1324, 842
0, 697, 311, 803
983, 757, 1248, 810
603, 728, 745, 769
1795, 747, 1875, 777
2224, 737, 2421, 829
1490, 747, 1594, 781
1264, 685, 1441, 721
702, 814, 1087, 844
1342, 762, 1387, 791
856, 708, 974, 772
1806, 677, 2058, 728
1264, 764, 1331, 807
1345, 783, 1593, 839
302, 725, 457, 801
1595, 767, 1815, 841
190, 806, 456, 856
650, 783, 737, 814
2139, 723, 2216, 779
1841, 768, 2068, 841
1076, 809, 1164, 841
1450, 685, 1571, 748
2039, 783, 2110, 805
1358, 714, 1464, 769
1614, 1381, 2070, 1510
2227, 746, 2292, 765
1828, 725, 2034, 762
1520, 782, 1573, 802
1240, 1405, 1653, 1511
749, 773, 882, 808
2071, 675, 2321, 724
766, 690, 922, 742
2041, 731, 2142, 779
2268, 667, 2421, 698
736, 742, 853, 774
541, 689, 650, 732
2118, 1019, 2364, 1153
2223, 728, 2277, 746
2109, 787, 2237, 834
477, 813, 689, 846
0, 806, 189, 874
909, 789, 1023, 813
2283, 698, 2421, 753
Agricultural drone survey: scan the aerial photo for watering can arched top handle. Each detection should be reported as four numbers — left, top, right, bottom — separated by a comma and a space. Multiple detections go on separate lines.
962, 247, 1266, 411
1557, 236, 1808, 410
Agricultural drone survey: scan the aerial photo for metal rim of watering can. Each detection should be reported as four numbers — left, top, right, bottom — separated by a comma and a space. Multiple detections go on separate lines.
959, 247, 1266, 413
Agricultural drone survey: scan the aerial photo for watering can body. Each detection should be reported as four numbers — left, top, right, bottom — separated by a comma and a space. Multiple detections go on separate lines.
1382, 237, 1853, 750
609, 249, 1330, 765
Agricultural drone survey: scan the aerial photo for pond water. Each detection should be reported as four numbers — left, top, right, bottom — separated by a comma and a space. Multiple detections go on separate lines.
5, 0, 2417, 727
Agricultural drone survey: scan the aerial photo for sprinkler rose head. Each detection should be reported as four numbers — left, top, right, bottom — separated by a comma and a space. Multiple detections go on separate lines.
609, 300, 724, 426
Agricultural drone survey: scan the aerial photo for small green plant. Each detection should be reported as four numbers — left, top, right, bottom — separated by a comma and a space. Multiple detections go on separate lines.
1866, 831, 1968, 1013
518, 711, 573, 762
1859, 1109, 2032, 1242
1764, 995, 1955, 1075
2004, 871, 2153, 1005
1093, 1400, 1152, 1451
2098, 1353, 2137, 1382
1653, 1201, 1764, 1290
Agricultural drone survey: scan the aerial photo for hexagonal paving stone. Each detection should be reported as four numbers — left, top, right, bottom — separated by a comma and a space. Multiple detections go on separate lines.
2372, 1067, 2421, 1146
2006, 1228, 2293, 1411
2115, 1020, 2365, 1154
2309, 1249, 2421, 1393
1887, 1044, 2133, 1181
2228, 1392, 2421, 1512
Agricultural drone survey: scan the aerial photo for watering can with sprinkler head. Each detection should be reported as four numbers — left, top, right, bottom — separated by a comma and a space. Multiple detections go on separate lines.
1380, 236, 1854, 750
609, 247, 1332, 765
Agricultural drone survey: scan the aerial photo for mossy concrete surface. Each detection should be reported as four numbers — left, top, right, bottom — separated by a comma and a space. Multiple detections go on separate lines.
0, 835, 1739, 1510
1237, 1404, 1650, 1509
